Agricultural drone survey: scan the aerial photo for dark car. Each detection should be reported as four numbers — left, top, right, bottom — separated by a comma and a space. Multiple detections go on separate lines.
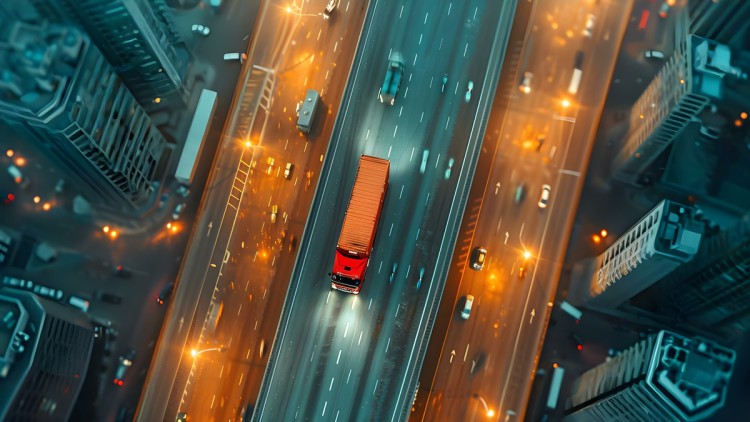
94, 290, 122, 304
113, 265, 131, 278
470, 247, 487, 271
157, 282, 175, 305
113, 349, 136, 386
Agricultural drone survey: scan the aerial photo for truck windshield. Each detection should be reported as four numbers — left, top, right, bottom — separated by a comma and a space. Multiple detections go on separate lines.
331, 273, 360, 288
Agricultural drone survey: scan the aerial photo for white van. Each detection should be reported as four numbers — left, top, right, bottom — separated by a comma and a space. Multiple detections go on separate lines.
69, 296, 90, 312
461, 295, 474, 319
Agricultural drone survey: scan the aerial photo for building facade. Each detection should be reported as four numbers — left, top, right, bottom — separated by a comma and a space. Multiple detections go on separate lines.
0, 288, 95, 421
0, 21, 168, 211
577, 200, 703, 310
564, 330, 735, 422
27, 0, 190, 111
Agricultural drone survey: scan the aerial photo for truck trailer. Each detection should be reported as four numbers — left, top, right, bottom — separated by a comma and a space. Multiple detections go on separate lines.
330, 155, 390, 294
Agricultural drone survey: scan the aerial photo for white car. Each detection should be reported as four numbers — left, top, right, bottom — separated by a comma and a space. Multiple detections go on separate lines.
323, 0, 337, 20
519, 71, 533, 94
444, 158, 454, 180
271, 205, 278, 223
461, 295, 474, 320
191, 24, 210, 36
284, 163, 293, 180
583, 14, 596, 38
644, 50, 666, 60
420, 150, 429, 174
538, 184, 551, 209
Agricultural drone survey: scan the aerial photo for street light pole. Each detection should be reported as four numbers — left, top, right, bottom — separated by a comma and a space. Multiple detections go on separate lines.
191, 346, 225, 357
473, 393, 496, 418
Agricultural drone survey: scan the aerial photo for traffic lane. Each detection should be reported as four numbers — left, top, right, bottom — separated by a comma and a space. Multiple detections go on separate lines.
258, 0, 506, 414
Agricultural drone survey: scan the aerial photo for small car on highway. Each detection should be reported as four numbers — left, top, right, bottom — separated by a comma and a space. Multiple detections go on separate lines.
284, 163, 293, 179
514, 183, 525, 204
322, 0, 337, 19
420, 150, 429, 174
113, 349, 136, 386
461, 295, 474, 320
444, 158, 454, 180
271, 204, 278, 223
156, 283, 175, 305
583, 14, 596, 38
519, 71, 533, 94
465, 81, 474, 102
470, 247, 487, 271
538, 184, 552, 209
644, 50, 666, 60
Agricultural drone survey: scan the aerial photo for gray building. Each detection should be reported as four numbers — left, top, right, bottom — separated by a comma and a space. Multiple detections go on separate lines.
0, 288, 95, 421
0, 20, 167, 211
630, 216, 750, 341
564, 330, 735, 422
687, 0, 750, 49
569, 200, 703, 311
27, 0, 190, 112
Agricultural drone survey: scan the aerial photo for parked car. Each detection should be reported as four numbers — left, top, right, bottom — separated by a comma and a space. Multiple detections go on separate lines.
461, 295, 474, 320
113, 349, 136, 386
470, 247, 487, 271
582, 13, 596, 37
223, 52, 247, 63
538, 184, 551, 209
191, 24, 210, 36
68, 295, 90, 312
644, 50, 666, 60
95, 291, 123, 304
270, 205, 278, 223
35, 285, 64, 302
156, 283, 175, 305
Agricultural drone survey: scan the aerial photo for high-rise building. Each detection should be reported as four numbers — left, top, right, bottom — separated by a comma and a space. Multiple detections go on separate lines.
612, 33, 749, 187
687, 0, 750, 49
564, 330, 735, 422
0, 20, 168, 211
569, 200, 703, 311
0, 288, 95, 421
27, 0, 190, 111
629, 216, 750, 340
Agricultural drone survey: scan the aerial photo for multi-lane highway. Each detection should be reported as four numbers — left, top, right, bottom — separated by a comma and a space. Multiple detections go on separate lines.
136, 0, 368, 420
418, 0, 632, 420
256, 0, 516, 420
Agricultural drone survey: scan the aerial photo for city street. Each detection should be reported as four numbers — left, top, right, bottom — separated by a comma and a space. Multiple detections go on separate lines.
417, 0, 632, 420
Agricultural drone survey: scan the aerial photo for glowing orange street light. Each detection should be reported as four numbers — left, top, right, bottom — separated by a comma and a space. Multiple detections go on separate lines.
42, 203, 51, 211
102, 226, 110, 233
592, 234, 601, 244
109, 230, 118, 240
523, 250, 532, 260
6, 149, 14, 158
33, 196, 41, 204
15, 157, 26, 166
600, 229, 608, 238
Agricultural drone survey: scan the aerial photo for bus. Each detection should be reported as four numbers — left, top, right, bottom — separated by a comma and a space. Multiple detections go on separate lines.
546, 364, 566, 410
175, 89, 218, 186
296, 89, 320, 133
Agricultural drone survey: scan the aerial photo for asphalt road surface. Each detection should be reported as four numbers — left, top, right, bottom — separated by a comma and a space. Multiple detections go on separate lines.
256, 0, 515, 420
419, 0, 632, 420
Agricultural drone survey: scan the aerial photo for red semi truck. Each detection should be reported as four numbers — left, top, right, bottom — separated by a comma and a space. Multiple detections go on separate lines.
330, 155, 390, 294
